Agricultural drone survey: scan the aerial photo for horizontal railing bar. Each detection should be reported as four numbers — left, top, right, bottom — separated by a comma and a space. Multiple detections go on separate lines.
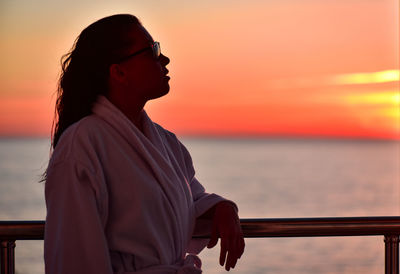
239, 216, 400, 238
1, 217, 400, 240
0, 221, 44, 240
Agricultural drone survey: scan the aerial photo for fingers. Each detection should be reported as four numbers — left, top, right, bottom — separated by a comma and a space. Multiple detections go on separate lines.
238, 235, 245, 259
219, 236, 228, 267
210, 202, 245, 270
226, 250, 238, 271
224, 245, 235, 271
224, 236, 244, 271
235, 236, 245, 267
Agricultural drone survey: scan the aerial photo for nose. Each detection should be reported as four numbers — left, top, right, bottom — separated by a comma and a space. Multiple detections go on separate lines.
160, 53, 170, 66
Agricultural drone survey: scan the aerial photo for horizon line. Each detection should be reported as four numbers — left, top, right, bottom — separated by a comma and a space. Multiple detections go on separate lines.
0, 133, 398, 142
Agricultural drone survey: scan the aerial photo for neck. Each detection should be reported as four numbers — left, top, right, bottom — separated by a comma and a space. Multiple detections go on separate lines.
125, 105, 145, 130
106, 93, 147, 131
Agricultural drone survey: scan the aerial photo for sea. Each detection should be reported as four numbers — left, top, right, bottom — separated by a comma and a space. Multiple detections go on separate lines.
0, 137, 399, 274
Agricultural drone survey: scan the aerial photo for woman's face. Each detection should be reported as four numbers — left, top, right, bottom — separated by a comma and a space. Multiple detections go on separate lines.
115, 25, 170, 103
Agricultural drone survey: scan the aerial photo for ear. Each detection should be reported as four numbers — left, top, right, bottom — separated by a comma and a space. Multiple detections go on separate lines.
109, 64, 126, 83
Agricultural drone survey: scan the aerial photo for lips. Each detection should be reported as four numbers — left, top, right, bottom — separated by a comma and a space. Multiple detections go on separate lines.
163, 70, 170, 80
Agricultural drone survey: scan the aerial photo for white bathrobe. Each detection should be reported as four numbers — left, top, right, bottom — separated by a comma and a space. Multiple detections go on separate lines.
44, 96, 232, 274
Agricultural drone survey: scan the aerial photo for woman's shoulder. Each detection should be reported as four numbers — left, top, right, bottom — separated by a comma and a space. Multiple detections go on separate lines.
49, 115, 106, 166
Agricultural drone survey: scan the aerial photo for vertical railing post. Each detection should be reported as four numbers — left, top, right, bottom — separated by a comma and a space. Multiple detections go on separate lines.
0, 240, 15, 274
384, 235, 399, 274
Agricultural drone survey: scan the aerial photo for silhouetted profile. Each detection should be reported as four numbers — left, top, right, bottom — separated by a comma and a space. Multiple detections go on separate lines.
44, 14, 244, 274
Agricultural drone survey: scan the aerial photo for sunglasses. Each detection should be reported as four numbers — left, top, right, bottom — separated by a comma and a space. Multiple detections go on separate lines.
117, 41, 161, 63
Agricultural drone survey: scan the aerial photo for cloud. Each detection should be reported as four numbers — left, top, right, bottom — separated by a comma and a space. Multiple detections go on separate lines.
267, 69, 400, 89
343, 91, 400, 106
328, 70, 400, 85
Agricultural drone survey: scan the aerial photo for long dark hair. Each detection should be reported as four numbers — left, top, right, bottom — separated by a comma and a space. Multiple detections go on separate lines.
52, 14, 140, 149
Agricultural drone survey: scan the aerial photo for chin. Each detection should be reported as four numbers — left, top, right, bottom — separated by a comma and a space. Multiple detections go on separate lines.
160, 88, 170, 98
160, 82, 170, 96
149, 86, 169, 101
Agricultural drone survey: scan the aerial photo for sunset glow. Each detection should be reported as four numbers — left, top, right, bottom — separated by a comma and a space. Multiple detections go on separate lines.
331, 70, 400, 85
0, 0, 399, 139
344, 91, 400, 106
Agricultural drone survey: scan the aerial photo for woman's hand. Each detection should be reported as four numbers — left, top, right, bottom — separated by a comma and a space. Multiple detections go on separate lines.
207, 201, 245, 271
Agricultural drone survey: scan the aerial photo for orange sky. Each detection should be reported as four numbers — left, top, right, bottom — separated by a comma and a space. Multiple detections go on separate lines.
0, 0, 399, 139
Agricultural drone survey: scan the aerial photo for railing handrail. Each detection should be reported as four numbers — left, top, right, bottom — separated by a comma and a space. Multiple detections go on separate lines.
1, 216, 400, 239
240, 216, 400, 237
1, 217, 400, 274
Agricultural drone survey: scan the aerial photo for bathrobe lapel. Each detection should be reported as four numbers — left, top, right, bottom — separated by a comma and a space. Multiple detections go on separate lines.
92, 96, 194, 249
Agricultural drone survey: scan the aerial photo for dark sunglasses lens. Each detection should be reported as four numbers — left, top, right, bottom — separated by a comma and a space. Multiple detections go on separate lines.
153, 42, 161, 58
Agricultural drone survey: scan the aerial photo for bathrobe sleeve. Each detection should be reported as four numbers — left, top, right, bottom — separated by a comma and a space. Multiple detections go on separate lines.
44, 158, 113, 274
176, 139, 239, 254
176, 140, 238, 218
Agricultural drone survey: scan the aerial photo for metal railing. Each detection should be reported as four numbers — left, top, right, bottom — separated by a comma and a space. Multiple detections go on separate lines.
1, 217, 400, 274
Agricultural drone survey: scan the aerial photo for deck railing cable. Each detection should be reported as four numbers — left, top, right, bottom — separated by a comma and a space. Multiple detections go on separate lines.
1, 217, 400, 274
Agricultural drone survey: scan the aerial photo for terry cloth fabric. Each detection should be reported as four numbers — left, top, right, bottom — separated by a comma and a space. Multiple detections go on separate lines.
44, 95, 235, 274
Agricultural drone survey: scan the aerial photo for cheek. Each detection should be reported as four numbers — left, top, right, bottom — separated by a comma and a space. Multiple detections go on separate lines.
138, 62, 162, 79
144, 65, 164, 86
127, 62, 165, 96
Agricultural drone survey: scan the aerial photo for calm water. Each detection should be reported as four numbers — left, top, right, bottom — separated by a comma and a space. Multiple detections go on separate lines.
0, 137, 399, 273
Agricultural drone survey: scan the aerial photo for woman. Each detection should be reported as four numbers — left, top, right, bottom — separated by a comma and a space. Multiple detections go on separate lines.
44, 14, 244, 274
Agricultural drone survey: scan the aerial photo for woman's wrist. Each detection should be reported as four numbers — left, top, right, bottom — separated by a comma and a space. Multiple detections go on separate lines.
215, 200, 238, 213
198, 200, 237, 220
